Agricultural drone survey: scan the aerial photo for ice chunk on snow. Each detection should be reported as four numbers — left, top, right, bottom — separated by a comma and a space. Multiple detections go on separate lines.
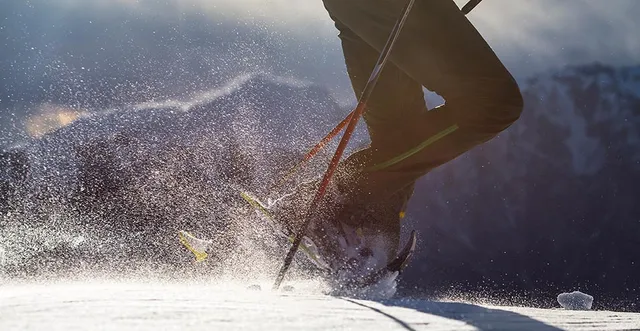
557, 291, 594, 310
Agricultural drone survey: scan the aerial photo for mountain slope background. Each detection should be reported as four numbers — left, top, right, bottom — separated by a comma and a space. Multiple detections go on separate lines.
1, 62, 638, 311
401, 63, 640, 311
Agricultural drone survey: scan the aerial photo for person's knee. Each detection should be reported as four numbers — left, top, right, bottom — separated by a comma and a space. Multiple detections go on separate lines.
322, 0, 343, 17
500, 79, 524, 127
463, 78, 523, 135
322, 0, 368, 24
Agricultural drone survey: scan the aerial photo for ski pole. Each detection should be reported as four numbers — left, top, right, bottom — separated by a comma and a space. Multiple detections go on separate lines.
273, 0, 417, 290
461, 0, 483, 14
277, 0, 484, 186
273, 111, 353, 189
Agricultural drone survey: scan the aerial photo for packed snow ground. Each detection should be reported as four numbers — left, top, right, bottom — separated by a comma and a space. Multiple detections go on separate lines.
1, 282, 638, 331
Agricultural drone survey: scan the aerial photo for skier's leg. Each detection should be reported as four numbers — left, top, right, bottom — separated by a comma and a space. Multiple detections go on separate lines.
325, 0, 523, 207
269, 0, 522, 268
329, 21, 424, 238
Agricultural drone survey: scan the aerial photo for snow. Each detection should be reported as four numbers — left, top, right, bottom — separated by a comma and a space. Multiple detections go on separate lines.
557, 291, 594, 310
1, 282, 639, 331
282, 285, 295, 292
247, 284, 263, 291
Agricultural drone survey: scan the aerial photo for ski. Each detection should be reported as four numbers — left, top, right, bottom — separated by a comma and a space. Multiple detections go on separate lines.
178, 230, 212, 262
240, 192, 417, 289
239, 191, 332, 272
384, 229, 417, 273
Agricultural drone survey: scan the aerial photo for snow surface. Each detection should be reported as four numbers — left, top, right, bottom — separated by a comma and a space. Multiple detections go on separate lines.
1, 282, 639, 331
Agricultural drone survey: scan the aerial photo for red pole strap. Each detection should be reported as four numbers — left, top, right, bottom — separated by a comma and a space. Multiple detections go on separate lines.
275, 111, 353, 188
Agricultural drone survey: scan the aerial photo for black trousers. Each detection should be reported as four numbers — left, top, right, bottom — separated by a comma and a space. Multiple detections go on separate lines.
324, 0, 523, 226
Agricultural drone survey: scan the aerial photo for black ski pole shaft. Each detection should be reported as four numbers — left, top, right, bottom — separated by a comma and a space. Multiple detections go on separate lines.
273, 0, 417, 290
461, 0, 483, 14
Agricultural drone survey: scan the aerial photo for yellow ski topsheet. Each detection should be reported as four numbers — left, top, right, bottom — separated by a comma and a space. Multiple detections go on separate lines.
177, 192, 330, 271
178, 230, 210, 262
239, 191, 330, 271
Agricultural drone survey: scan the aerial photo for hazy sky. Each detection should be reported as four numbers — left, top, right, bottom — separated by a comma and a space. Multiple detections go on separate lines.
176, 0, 640, 72
47, 0, 640, 78
1, 0, 639, 144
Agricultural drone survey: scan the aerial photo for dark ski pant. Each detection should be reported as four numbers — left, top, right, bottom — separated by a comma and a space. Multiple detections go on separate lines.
324, 0, 524, 229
